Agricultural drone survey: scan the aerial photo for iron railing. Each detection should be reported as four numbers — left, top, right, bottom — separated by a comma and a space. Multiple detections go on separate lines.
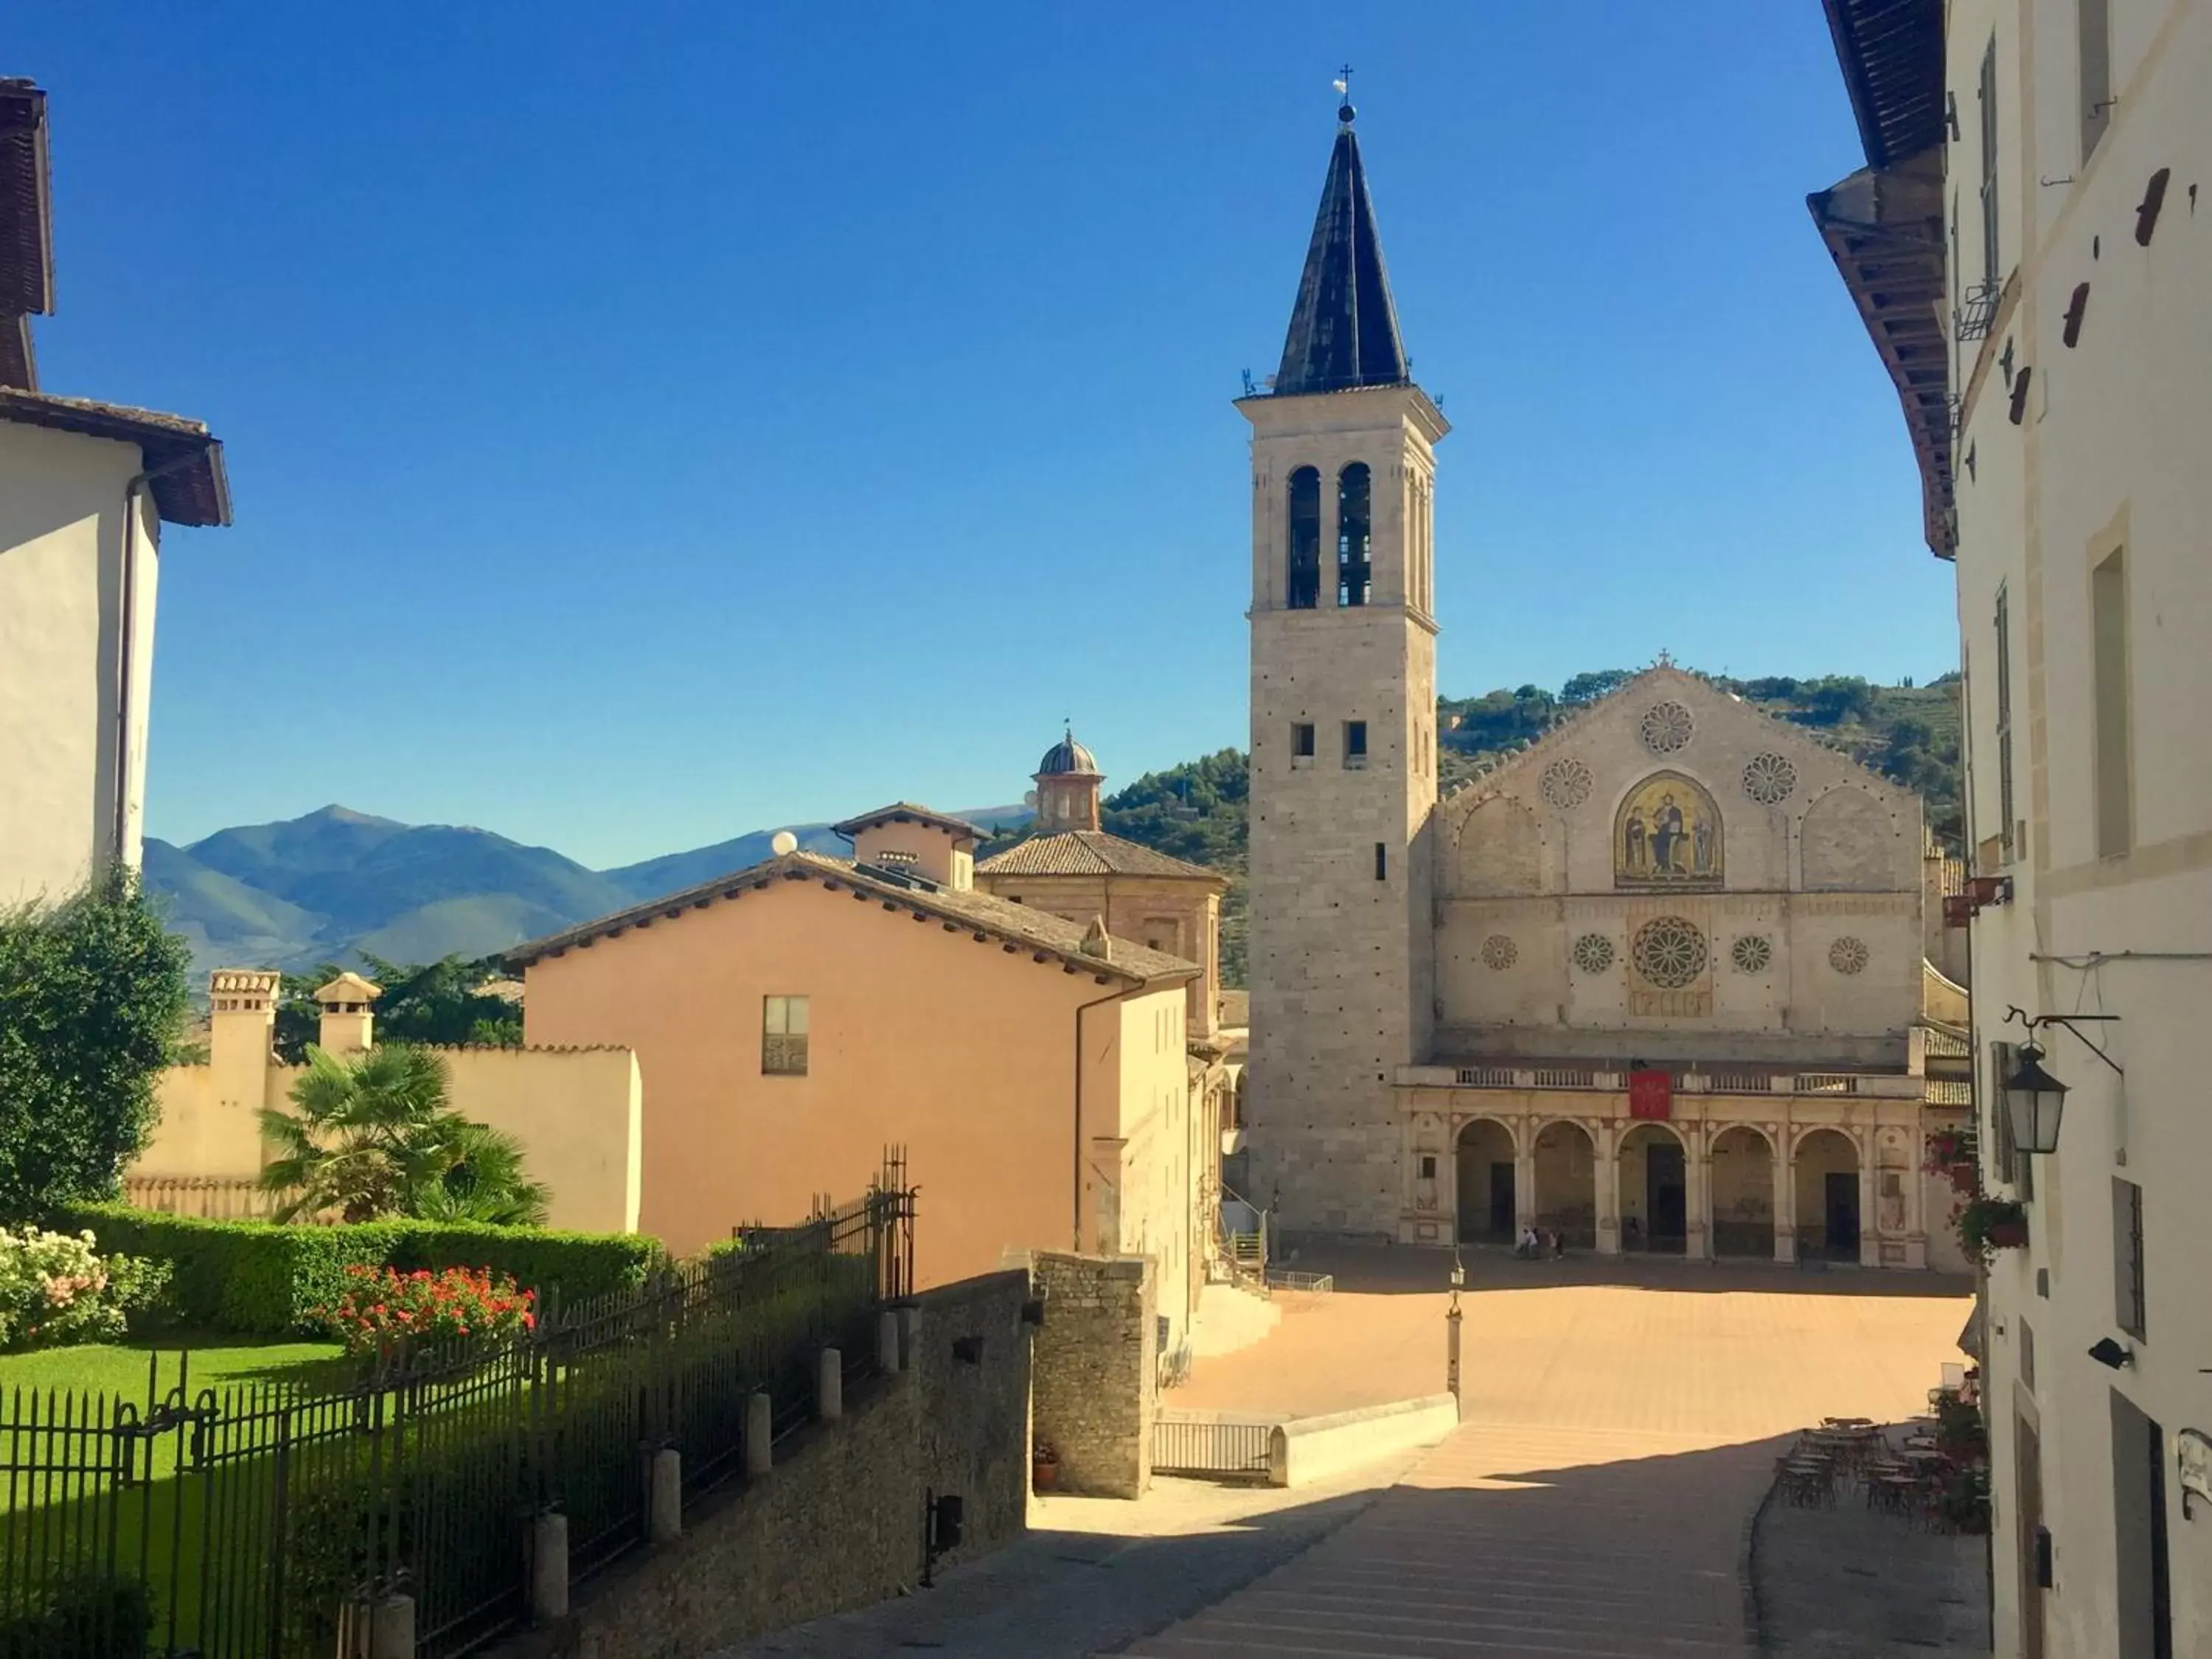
1151, 1418, 1273, 1482
0, 1177, 915, 1659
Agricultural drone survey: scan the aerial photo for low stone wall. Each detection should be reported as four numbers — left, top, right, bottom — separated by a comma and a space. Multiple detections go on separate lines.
1268, 1394, 1460, 1488
1030, 1251, 1155, 1498
488, 1270, 1032, 1659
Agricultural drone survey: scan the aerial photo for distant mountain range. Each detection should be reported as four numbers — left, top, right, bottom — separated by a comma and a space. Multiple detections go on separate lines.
146, 802, 1027, 984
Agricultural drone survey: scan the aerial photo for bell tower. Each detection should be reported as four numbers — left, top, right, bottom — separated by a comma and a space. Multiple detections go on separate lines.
1239, 95, 1446, 1236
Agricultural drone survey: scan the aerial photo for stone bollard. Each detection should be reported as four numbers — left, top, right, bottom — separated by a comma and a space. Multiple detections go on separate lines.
650, 1447, 683, 1545
878, 1310, 901, 1375
897, 1303, 921, 1372
532, 1511, 571, 1624
745, 1391, 773, 1476
367, 1593, 415, 1659
816, 1348, 843, 1422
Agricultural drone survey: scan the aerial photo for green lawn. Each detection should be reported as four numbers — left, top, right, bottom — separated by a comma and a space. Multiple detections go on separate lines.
0, 1331, 347, 1406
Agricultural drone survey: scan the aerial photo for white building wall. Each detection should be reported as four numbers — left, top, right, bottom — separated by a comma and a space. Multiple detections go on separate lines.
0, 423, 159, 905
1946, 3, 2212, 1655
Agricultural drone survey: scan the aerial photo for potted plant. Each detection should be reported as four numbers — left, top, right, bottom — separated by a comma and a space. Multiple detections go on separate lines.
1032, 1438, 1060, 1493
1956, 1195, 2028, 1258
1923, 1127, 1978, 1194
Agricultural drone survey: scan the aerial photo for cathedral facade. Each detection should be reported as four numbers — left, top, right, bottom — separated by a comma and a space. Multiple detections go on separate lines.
1242, 108, 1969, 1270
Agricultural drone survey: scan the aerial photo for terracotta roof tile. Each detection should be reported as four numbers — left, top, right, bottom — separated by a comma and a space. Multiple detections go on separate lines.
977, 830, 1228, 884
508, 850, 1199, 987
0, 388, 230, 525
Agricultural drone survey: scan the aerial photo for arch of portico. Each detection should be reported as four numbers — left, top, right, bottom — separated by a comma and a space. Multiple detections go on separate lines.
1708, 1126, 1777, 1258
1791, 1127, 1866, 1265
1453, 1117, 1519, 1244
1618, 1121, 1688, 1253
1531, 1119, 1598, 1249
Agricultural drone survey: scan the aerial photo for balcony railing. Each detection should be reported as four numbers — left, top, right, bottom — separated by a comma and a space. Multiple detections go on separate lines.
1408, 1066, 1922, 1099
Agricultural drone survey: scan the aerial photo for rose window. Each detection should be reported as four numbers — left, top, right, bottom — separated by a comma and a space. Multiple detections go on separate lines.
1829, 936, 1871, 975
1742, 753, 1798, 806
1571, 933, 1615, 975
1540, 757, 1593, 811
1639, 701, 1694, 754
1731, 934, 1773, 974
1631, 917, 1708, 989
1481, 934, 1519, 970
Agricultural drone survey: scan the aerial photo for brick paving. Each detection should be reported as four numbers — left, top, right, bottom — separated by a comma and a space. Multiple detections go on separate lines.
727, 1245, 1973, 1658
1128, 1244, 1972, 1659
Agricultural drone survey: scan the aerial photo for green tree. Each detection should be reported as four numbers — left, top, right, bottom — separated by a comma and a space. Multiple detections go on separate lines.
0, 871, 190, 1217
257, 1043, 549, 1225
274, 953, 521, 1064
1559, 669, 1633, 704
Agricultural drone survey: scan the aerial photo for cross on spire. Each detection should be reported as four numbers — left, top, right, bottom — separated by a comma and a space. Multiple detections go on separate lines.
1334, 63, 1355, 124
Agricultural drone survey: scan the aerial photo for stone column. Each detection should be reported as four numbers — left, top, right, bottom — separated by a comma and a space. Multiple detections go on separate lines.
815, 1349, 843, 1422
1684, 1127, 1712, 1262
745, 1391, 773, 1476
1773, 1132, 1797, 1264
1857, 1134, 1879, 1267
1595, 1124, 1621, 1256
649, 1448, 682, 1545
1514, 1135, 1537, 1235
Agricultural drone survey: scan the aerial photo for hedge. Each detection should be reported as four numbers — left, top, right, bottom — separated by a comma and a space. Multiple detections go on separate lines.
49, 1206, 664, 1336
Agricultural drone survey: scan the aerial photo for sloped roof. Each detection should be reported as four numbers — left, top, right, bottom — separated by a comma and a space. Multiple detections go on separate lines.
830, 801, 988, 842
507, 850, 1199, 987
0, 79, 53, 321
1820, 0, 1944, 171
977, 830, 1228, 886
1272, 116, 1408, 397
0, 389, 231, 525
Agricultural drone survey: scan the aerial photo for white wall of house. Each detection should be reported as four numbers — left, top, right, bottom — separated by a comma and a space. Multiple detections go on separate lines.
0, 422, 161, 906
1947, 3, 2212, 1655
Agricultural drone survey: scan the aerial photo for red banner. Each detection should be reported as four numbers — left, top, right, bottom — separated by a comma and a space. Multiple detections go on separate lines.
1629, 1069, 1673, 1120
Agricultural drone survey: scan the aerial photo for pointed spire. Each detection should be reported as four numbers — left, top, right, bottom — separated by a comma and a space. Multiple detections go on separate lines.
1273, 105, 1409, 397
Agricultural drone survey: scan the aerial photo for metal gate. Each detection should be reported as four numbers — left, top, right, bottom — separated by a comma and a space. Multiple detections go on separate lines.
1151, 1417, 1273, 1482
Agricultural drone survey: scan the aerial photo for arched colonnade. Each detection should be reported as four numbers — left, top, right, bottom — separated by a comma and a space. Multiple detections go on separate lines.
1450, 1115, 1879, 1264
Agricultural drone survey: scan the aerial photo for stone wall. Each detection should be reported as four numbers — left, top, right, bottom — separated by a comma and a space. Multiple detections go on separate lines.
490, 1270, 1032, 1659
1029, 1251, 1155, 1498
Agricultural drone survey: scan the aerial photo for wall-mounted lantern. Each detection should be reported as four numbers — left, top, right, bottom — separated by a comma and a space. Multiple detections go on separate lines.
2003, 1044, 2070, 1155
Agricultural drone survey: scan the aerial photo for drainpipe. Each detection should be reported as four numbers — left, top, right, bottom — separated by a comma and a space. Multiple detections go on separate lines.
1071, 982, 1129, 1253
111, 453, 197, 870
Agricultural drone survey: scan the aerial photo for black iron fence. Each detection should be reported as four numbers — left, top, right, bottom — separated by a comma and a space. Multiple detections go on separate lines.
1150, 1417, 1273, 1483
0, 1178, 914, 1659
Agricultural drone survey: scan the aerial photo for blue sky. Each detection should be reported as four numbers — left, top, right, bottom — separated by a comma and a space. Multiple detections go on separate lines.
19, 4, 1956, 868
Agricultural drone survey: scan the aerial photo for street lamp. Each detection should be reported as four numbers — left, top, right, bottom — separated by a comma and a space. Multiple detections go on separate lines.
2003, 1043, 2070, 1155
1445, 1251, 1465, 1402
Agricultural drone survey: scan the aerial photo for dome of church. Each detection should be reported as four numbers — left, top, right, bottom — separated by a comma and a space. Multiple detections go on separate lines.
1036, 730, 1100, 777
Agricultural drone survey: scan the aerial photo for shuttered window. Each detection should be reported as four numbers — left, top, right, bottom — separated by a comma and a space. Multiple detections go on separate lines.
2114, 1177, 2146, 1339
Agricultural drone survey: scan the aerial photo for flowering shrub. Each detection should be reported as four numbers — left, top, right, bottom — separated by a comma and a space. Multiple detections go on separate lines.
0, 1226, 170, 1350
314, 1265, 535, 1357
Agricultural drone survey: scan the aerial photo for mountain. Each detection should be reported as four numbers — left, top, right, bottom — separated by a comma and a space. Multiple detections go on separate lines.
146, 801, 1030, 986
146, 670, 1959, 992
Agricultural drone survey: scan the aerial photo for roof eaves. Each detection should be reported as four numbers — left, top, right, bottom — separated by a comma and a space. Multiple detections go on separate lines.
0, 79, 55, 318
0, 389, 232, 526
830, 801, 989, 841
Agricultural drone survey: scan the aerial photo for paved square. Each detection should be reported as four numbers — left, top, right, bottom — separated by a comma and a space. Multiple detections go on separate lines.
1130, 1245, 1973, 1658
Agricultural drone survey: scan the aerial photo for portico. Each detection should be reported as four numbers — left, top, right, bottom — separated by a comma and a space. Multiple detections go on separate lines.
1400, 1063, 1964, 1270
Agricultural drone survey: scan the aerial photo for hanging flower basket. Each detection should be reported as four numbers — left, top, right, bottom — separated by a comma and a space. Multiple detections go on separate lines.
1032, 1439, 1060, 1492
1956, 1196, 2028, 1259
1924, 1127, 1978, 1193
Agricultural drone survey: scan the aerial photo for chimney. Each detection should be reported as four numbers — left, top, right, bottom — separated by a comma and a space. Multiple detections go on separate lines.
1080, 916, 1114, 962
313, 971, 382, 1054
207, 968, 279, 1116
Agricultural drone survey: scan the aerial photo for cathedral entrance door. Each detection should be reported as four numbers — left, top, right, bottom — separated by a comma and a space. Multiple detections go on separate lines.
1823, 1173, 1860, 1256
1646, 1143, 1687, 1251
1489, 1163, 1515, 1239
1455, 1119, 1517, 1244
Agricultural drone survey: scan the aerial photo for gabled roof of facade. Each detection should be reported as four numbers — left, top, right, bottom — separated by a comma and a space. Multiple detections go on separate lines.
977, 829, 1228, 886
830, 801, 989, 842
1271, 117, 1409, 397
1442, 664, 1914, 810
507, 850, 1200, 987
0, 388, 232, 525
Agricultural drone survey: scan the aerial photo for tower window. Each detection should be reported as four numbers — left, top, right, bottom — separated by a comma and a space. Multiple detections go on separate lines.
1292, 722, 1315, 758
1287, 467, 1321, 609
2092, 547, 2132, 858
1374, 841, 1387, 881
762, 995, 810, 1076
1338, 462, 1372, 607
1343, 720, 1367, 768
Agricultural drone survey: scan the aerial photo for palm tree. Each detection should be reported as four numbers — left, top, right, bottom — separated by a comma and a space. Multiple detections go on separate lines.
258, 1043, 549, 1225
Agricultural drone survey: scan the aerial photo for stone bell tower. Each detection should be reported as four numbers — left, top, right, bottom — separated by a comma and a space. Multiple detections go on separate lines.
1239, 96, 1446, 1237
